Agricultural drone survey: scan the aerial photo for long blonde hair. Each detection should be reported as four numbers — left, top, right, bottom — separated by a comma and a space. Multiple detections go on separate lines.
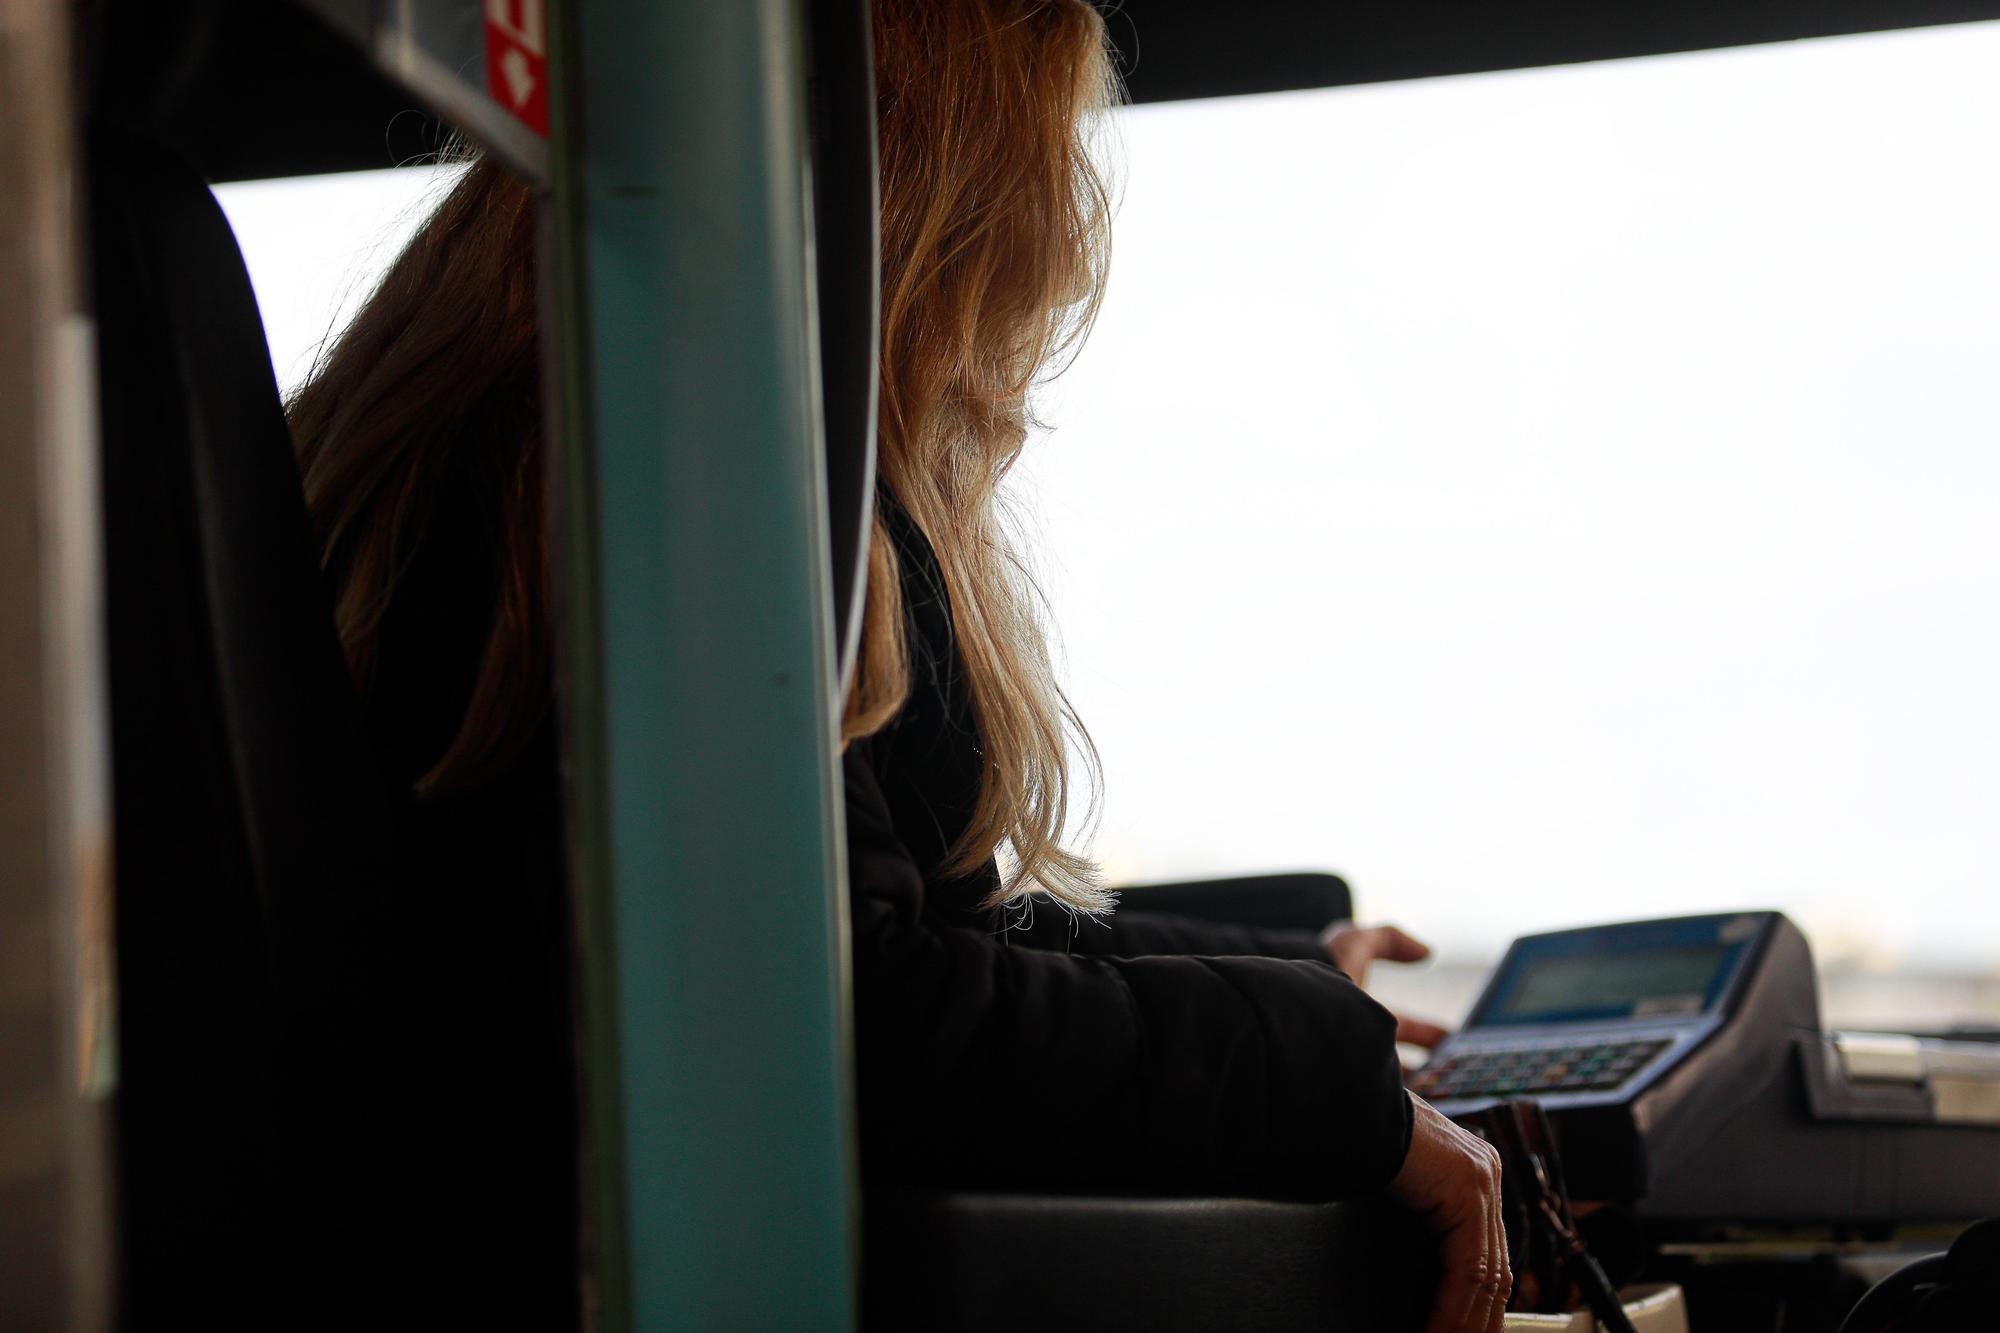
853, 0, 1116, 909
292, 0, 1117, 911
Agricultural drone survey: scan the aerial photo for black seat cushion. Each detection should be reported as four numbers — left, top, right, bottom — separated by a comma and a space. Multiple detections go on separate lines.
865, 1191, 1433, 1331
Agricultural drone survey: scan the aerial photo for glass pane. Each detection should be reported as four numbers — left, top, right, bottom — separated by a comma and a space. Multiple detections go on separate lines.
1025, 21, 2000, 1029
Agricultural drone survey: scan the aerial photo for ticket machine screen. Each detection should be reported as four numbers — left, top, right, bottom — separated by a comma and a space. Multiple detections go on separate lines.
1469, 914, 1762, 1028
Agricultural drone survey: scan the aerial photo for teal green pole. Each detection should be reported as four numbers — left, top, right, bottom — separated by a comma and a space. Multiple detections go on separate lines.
544, 0, 857, 1327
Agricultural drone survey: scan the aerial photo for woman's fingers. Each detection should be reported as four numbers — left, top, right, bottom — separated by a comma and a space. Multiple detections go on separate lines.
1484, 1153, 1513, 1331
1371, 924, 1434, 965
1462, 1139, 1508, 1333
1421, 1195, 1487, 1333
1320, 921, 1436, 986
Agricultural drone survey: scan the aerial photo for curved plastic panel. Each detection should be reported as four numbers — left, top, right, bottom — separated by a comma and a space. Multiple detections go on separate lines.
808, 0, 881, 695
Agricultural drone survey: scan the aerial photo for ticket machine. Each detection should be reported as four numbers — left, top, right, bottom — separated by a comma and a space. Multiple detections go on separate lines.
1412, 912, 2000, 1229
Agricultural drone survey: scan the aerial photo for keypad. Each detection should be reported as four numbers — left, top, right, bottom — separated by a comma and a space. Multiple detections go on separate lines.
1408, 1038, 1673, 1100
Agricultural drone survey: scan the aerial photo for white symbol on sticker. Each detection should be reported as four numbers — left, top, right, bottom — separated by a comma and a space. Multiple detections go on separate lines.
500, 46, 536, 107
486, 0, 546, 56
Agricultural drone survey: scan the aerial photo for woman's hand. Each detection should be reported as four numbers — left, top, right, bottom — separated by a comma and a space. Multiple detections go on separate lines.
1319, 919, 1429, 985
1388, 1095, 1512, 1333
1319, 920, 1452, 1048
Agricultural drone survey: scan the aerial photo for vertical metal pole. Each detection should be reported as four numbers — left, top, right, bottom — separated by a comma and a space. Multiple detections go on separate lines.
0, 1, 116, 1329
544, 0, 857, 1328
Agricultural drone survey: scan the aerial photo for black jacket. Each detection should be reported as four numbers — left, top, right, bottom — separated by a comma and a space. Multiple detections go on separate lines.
362, 473, 576, 1327
850, 504, 1414, 1200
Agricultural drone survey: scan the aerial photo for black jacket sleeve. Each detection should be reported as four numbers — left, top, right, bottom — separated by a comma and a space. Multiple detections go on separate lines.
1001, 900, 1331, 961
847, 746, 1413, 1202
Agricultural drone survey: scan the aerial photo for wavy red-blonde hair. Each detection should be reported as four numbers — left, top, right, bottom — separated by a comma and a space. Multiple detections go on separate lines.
852, 0, 1118, 910
292, 0, 1118, 911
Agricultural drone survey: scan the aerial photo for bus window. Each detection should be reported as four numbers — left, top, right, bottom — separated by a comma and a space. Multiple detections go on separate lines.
1020, 20, 2000, 1032
217, 164, 464, 396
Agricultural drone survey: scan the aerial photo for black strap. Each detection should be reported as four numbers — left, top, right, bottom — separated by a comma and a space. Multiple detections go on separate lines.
1460, 1098, 1641, 1333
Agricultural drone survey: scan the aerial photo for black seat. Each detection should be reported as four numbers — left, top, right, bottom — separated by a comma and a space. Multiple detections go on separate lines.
89, 122, 411, 1327
866, 1192, 1433, 1331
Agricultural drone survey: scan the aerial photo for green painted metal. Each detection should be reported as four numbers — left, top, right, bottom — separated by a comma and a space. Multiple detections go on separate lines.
544, 0, 858, 1327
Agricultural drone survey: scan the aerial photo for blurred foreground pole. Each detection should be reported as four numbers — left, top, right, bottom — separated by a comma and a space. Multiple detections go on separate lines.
0, 0, 117, 1329
543, 0, 859, 1328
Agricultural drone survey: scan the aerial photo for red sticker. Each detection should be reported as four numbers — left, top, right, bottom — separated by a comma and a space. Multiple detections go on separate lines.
484, 0, 549, 137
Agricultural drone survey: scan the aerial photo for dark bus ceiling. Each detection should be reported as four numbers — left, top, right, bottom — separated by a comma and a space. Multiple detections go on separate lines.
94, 0, 2000, 182
1105, 0, 2000, 102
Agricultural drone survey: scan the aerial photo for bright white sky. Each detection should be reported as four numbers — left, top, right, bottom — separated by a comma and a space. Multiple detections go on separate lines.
221, 20, 2000, 979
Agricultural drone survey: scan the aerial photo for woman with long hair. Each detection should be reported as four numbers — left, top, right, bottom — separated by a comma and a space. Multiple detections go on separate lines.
290, 1, 1508, 1328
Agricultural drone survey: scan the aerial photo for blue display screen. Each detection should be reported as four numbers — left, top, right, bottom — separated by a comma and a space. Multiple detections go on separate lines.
1470, 914, 1763, 1028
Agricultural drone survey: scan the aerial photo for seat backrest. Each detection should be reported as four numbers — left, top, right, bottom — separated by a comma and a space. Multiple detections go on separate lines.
1119, 871, 1354, 931
89, 121, 410, 1325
